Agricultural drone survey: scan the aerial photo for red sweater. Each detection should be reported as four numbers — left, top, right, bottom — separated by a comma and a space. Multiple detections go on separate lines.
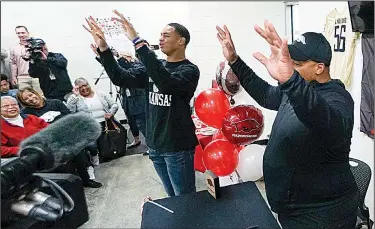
1, 114, 49, 157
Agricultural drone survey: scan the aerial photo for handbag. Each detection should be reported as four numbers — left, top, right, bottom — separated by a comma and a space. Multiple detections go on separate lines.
97, 118, 127, 160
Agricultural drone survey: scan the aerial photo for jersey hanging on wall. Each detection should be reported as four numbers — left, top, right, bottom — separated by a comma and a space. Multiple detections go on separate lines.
360, 33, 374, 139
324, 6, 360, 87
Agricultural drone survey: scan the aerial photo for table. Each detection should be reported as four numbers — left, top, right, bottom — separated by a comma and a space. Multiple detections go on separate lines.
141, 181, 281, 229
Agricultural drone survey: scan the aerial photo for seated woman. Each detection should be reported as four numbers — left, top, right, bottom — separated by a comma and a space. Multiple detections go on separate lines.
16, 87, 70, 123
66, 77, 124, 161
1, 96, 102, 188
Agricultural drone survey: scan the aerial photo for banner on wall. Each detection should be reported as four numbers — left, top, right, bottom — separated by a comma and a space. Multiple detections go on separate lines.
360, 33, 374, 139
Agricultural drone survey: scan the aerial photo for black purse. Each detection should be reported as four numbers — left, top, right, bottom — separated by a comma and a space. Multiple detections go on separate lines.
97, 118, 127, 160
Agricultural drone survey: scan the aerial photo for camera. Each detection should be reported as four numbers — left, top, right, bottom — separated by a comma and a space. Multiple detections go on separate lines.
23, 37, 46, 61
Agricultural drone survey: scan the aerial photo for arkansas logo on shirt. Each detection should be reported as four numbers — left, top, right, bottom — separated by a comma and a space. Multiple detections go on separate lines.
149, 83, 172, 107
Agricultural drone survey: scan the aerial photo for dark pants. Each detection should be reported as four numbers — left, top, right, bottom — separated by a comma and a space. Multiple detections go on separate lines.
85, 121, 106, 157
73, 151, 92, 184
86, 142, 98, 156
128, 112, 146, 138
278, 191, 359, 229
149, 149, 196, 197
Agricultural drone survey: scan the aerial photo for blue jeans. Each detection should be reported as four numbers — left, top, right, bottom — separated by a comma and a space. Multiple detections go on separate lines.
149, 149, 196, 197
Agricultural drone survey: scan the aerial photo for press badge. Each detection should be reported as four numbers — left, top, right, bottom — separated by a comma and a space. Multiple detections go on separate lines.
49, 73, 56, 80
125, 89, 131, 97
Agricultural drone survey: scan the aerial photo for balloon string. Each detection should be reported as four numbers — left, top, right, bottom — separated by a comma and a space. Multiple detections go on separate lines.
234, 169, 244, 183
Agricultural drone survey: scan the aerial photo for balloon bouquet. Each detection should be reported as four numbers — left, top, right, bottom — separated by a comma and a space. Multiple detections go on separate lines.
194, 61, 266, 185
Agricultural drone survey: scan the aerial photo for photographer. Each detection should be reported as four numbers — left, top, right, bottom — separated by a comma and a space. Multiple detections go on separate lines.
28, 39, 73, 101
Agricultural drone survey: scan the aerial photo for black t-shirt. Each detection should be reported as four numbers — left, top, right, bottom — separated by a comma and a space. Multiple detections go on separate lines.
22, 99, 71, 123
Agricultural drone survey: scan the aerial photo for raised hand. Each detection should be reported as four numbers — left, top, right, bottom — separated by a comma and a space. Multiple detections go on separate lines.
112, 10, 138, 41
83, 16, 108, 51
253, 20, 294, 83
90, 43, 99, 56
216, 25, 238, 63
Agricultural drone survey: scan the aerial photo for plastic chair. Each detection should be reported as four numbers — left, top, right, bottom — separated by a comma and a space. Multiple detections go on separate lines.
349, 157, 373, 229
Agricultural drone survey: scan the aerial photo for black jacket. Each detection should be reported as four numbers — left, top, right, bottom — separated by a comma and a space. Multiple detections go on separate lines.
230, 57, 358, 215
95, 56, 147, 116
98, 46, 199, 152
29, 52, 73, 100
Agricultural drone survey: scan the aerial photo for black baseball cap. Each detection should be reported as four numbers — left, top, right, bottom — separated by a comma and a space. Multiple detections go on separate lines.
288, 32, 332, 66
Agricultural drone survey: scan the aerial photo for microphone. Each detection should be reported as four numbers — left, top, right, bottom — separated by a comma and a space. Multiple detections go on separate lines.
1, 112, 101, 199
11, 200, 60, 222
26, 191, 62, 211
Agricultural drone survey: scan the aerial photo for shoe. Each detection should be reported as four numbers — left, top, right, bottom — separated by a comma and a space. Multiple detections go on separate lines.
127, 141, 141, 149
87, 166, 95, 180
91, 155, 100, 166
84, 180, 102, 188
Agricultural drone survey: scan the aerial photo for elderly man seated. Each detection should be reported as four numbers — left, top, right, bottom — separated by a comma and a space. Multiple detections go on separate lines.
0, 96, 102, 188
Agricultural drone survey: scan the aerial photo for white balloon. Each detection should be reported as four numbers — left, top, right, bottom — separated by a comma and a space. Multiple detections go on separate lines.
236, 144, 265, 182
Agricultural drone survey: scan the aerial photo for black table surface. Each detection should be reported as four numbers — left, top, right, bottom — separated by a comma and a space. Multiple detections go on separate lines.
141, 181, 281, 229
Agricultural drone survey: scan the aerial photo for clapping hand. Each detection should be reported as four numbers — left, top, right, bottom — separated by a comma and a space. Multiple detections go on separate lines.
83, 16, 109, 51
111, 9, 138, 41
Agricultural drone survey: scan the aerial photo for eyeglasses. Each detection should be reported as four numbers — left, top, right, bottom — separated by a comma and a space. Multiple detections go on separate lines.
1, 104, 18, 109
78, 84, 89, 89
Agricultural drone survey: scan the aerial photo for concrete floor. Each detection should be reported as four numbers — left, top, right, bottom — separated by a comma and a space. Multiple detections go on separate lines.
80, 154, 271, 228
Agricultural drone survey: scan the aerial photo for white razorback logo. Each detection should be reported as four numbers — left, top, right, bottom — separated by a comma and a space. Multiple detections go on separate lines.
295, 35, 306, 44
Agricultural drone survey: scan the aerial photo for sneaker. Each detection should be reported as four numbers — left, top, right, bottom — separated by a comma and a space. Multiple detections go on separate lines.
87, 166, 95, 180
127, 141, 141, 149
91, 155, 100, 166
84, 180, 102, 188
143, 150, 149, 156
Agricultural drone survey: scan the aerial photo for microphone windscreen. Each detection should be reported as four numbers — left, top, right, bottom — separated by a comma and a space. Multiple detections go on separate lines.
19, 112, 102, 166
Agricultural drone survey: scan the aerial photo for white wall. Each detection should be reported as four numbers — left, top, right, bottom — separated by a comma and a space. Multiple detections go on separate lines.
187, 1, 286, 139
1, 1, 191, 120
1, 1, 286, 137
296, 1, 374, 220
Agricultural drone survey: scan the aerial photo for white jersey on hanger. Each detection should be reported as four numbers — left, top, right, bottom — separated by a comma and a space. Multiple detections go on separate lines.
324, 6, 360, 87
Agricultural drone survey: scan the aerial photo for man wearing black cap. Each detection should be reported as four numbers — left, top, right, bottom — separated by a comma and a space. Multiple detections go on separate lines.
28, 40, 73, 101
217, 21, 358, 228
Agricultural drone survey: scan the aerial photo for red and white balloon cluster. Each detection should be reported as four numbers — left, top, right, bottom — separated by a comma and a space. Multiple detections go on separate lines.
193, 61, 265, 179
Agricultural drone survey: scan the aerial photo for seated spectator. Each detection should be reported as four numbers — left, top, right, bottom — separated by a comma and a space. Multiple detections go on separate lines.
1, 74, 17, 97
28, 39, 73, 101
0, 96, 102, 188
17, 87, 70, 123
66, 77, 124, 162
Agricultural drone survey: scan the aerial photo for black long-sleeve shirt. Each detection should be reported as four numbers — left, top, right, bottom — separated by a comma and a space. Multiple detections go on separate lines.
230, 57, 358, 214
98, 46, 200, 151
29, 52, 73, 101
22, 99, 71, 123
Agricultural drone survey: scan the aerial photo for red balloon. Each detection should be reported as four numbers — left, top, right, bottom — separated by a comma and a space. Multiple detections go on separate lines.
212, 130, 227, 141
194, 89, 230, 129
194, 145, 206, 173
202, 139, 239, 177
222, 105, 264, 145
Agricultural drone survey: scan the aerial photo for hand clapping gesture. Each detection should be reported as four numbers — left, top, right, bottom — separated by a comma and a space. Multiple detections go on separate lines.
216, 20, 294, 84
